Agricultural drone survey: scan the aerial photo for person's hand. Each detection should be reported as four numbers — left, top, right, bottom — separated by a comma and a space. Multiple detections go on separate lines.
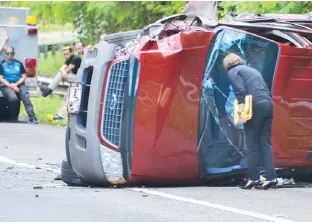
239, 115, 247, 124
61, 71, 68, 81
9, 83, 19, 93
61, 71, 67, 78
4, 36, 9, 43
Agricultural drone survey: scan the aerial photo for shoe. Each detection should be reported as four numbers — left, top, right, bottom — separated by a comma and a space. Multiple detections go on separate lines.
28, 119, 38, 124
239, 179, 261, 189
40, 86, 53, 97
53, 114, 64, 120
257, 179, 278, 190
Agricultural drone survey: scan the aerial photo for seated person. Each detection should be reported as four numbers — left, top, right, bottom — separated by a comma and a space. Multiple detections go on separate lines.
0, 46, 38, 124
40, 46, 82, 97
40, 45, 82, 120
75, 41, 86, 56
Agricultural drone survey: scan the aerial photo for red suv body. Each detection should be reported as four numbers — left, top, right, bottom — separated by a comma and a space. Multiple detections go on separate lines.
64, 13, 312, 186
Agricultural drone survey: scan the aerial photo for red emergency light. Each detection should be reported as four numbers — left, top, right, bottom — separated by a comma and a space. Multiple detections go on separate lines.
25, 58, 37, 77
27, 27, 37, 35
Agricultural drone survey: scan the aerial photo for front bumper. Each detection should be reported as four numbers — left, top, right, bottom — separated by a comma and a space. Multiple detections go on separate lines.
67, 41, 123, 185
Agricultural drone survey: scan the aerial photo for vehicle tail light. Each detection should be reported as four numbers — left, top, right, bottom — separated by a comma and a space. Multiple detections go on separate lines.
25, 58, 37, 77
99, 144, 127, 185
27, 27, 37, 35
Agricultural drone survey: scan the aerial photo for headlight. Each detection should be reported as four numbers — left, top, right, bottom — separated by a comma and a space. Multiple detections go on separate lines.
99, 144, 127, 185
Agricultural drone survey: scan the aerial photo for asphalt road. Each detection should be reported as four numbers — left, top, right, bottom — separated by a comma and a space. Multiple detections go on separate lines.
0, 123, 311, 222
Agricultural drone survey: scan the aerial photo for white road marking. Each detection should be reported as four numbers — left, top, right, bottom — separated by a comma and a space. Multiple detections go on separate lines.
0, 156, 61, 174
129, 188, 295, 222
40, 183, 67, 188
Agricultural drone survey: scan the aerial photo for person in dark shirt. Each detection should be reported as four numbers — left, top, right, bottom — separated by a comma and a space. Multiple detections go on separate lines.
40, 45, 82, 120
223, 53, 277, 190
0, 46, 38, 124
40, 46, 82, 97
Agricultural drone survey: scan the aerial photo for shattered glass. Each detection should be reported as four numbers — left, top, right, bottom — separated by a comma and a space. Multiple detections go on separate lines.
198, 28, 279, 176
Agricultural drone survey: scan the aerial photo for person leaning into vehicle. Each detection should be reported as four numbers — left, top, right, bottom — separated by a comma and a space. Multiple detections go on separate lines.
223, 53, 278, 190
40, 45, 82, 120
0, 46, 38, 124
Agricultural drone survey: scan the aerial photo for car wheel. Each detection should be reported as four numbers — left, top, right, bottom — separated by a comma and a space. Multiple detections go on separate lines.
61, 159, 89, 187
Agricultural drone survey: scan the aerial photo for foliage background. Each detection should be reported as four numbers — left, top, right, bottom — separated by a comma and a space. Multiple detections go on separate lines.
2, 1, 311, 44
0, 1, 310, 125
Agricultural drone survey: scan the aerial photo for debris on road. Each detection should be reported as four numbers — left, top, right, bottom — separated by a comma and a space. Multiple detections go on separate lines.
35, 194, 39, 198
54, 174, 62, 180
6, 166, 14, 171
33, 185, 43, 190
274, 214, 289, 218
45, 162, 60, 166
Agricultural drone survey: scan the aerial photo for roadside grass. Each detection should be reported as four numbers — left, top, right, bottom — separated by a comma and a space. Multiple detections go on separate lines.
20, 95, 67, 126
38, 51, 64, 77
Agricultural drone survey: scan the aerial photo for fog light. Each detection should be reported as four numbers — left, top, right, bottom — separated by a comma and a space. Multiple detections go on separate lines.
106, 175, 127, 185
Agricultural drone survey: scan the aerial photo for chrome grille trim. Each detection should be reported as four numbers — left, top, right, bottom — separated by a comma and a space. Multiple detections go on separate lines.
102, 59, 129, 147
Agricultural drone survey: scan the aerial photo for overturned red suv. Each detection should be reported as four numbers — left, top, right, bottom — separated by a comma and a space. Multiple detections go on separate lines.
61, 10, 312, 187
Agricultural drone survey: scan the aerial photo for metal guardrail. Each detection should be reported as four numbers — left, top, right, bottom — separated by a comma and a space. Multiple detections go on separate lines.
37, 75, 68, 96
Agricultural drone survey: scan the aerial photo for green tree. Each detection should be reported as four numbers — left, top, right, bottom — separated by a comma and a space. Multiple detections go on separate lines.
3, 1, 311, 44
219, 1, 312, 18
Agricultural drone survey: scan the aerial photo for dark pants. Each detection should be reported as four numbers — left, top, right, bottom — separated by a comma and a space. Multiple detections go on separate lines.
244, 99, 277, 181
0, 84, 36, 121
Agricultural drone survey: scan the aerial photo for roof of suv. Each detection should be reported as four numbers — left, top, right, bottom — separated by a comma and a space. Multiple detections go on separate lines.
227, 13, 312, 30
231, 13, 312, 22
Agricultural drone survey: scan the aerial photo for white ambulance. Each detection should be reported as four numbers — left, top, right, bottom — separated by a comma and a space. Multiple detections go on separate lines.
0, 6, 39, 120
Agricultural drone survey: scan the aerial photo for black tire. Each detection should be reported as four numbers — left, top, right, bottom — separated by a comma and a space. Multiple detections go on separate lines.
0, 97, 5, 121
103, 30, 142, 46
61, 159, 89, 187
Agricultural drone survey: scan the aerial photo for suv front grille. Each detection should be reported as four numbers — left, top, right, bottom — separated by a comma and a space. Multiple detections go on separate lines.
102, 59, 129, 146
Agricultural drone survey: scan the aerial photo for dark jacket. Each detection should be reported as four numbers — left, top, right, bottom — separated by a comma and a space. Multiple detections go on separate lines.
227, 64, 272, 104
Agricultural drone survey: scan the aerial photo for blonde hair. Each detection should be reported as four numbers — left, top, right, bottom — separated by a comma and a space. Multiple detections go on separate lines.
223, 53, 245, 71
